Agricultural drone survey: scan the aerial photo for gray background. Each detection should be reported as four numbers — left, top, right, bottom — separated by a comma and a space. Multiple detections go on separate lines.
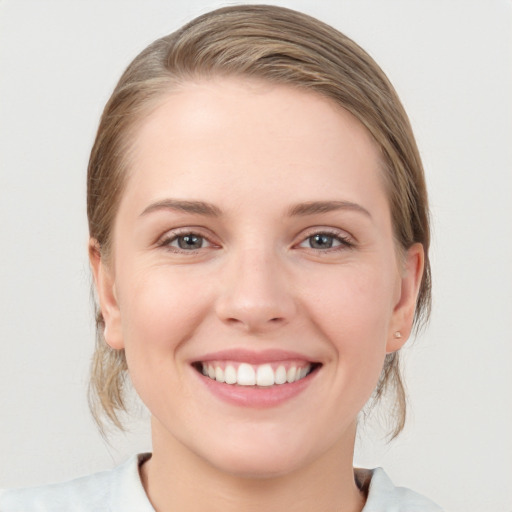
1, 1, 511, 510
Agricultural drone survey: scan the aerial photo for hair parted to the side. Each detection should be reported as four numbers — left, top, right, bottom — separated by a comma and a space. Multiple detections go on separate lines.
87, 4, 431, 439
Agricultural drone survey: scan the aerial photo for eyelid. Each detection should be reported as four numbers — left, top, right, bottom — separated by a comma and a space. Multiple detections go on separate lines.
154, 226, 355, 253
156, 226, 220, 251
294, 227, 355, 249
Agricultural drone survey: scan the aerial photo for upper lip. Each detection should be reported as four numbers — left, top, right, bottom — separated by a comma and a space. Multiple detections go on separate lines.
192, 348, 318, 365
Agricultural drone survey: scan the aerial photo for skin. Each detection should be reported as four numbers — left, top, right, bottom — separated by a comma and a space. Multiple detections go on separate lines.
90, 78, 424, 512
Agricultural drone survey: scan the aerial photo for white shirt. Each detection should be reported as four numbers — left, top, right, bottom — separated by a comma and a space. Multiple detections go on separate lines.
0, 453, 443, 511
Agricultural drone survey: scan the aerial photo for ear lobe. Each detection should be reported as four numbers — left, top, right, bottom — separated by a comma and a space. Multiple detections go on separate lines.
386, 243, 425, 353
88, 238, 124, 350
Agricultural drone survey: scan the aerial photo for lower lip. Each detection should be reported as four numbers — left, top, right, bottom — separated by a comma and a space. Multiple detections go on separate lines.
196, 368, 318, 408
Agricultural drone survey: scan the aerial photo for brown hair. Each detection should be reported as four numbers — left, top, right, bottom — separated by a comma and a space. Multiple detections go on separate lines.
87, 4, 431, 438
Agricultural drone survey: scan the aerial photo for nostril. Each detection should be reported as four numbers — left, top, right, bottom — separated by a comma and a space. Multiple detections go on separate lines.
225, 316, 284, 324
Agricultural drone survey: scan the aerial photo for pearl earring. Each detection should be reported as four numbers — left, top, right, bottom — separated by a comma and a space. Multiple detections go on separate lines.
393, 331, 402, 339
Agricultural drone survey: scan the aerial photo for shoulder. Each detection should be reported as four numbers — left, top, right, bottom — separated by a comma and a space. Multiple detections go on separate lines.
359, 467, 444, 512
0, 453, 154, 512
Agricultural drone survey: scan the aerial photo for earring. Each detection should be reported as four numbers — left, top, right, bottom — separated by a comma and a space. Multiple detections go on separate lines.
393, 331, 402, 339
103, 325, 108, 340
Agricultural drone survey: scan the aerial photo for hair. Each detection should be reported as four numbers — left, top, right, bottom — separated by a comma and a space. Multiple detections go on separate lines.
87, 4, 431, 439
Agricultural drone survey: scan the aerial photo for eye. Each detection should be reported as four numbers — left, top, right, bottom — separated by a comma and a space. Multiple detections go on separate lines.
175, 234, 206, 250
161, 232, 212, 251
298, 231, 353, 250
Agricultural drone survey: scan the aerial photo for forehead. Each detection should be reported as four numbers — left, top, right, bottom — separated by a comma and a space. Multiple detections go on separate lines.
122, 77, 386, 215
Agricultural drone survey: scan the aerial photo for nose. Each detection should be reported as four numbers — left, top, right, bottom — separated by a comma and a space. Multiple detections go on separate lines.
215, 249, 297, 334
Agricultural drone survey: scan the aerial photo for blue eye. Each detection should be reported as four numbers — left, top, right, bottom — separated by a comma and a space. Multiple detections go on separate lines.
299, 232, 352, 250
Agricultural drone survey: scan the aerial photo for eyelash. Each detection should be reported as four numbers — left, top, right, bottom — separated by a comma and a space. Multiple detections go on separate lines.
157, 228, 354, 254
158, 229, 214, 253
298, 229, 354, 252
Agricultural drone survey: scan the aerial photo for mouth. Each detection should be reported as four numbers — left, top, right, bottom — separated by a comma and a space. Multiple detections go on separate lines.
192, 360, 322, 388
191, 349, 322, 407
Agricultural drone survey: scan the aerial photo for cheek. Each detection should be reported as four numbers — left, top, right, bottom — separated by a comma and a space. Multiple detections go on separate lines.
114, 267, 210, 416
304, 264, 396, 342
117, 266, 210, 355
301, 264, 396, 386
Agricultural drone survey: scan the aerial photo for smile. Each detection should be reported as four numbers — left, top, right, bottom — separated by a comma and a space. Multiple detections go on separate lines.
191, 349, 322, 407
198, 361, 316, 387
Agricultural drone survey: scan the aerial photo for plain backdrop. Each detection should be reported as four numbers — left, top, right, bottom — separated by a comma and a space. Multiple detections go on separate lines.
1, 1, 511, 511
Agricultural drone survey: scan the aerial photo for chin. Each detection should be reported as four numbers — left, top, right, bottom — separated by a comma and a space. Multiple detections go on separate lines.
193, 429, 317, 479
208, 448, 307, 480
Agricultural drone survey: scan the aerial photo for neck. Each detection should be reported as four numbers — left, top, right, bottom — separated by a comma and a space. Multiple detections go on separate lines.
140, 420, 366, 512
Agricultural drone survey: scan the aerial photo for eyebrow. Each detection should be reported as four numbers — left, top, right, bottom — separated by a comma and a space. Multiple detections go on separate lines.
140, 199, 222, 217
140, 198, 371, 219
287, 200, 371, 218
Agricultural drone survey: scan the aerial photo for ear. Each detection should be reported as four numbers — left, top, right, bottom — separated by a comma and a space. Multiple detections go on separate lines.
386, 243, 425, 353
88, 238, 124, 350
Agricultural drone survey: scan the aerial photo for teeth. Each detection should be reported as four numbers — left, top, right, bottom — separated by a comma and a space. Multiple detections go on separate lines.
201, 362, 312, 386
275, 365, 287, 385
224, 365, 237, 384
237, 363, 256, 386
215, 366, 224, 383
256, 364, 274, 386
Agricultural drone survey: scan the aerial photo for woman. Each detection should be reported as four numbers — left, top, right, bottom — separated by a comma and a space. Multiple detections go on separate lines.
1, 5, 442, 511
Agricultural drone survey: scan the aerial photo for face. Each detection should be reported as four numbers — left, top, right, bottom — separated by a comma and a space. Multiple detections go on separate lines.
92, 78, 423, 477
